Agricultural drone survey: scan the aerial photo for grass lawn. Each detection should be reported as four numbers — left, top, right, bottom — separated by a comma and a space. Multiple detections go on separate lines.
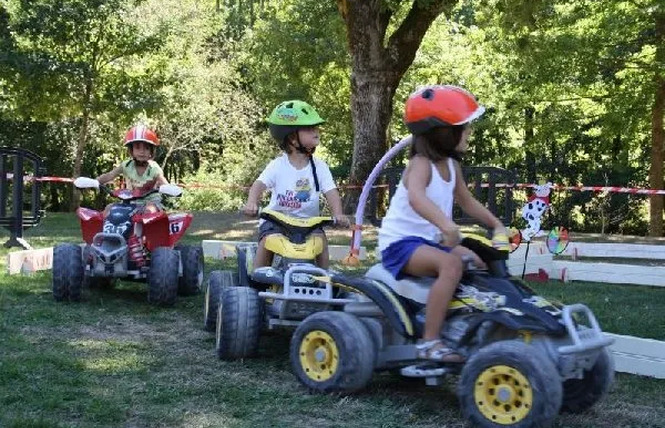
1, 212, 664, 427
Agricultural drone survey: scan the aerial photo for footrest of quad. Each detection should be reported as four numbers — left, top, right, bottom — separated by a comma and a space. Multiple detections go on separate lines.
400, 363, 455, 378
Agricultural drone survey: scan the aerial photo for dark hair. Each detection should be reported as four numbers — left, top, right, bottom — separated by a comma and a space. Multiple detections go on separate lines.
410, 125, 465, 161
279, 133, 297, 153
279, 126, 319, 153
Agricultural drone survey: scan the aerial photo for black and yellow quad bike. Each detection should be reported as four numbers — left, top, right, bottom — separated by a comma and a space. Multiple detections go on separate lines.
203, 209, 351, 359
286, 233, 615, 428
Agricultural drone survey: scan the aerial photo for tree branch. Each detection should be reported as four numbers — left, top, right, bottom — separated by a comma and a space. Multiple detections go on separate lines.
385, 0, 455, 75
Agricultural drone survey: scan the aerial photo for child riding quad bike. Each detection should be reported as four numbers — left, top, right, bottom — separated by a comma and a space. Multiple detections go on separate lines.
52, 177, 204, 306
208, 135, 615, 427
284, 136, 615, 428
203, 208, 344, 359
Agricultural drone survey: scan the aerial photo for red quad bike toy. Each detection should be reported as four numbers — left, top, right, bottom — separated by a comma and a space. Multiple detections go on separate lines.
52, 177, 203, 306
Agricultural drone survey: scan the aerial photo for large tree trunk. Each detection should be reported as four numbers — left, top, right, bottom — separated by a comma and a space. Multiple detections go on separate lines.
336, 0, 454, 211
649, 76, 665, 236
346, 70, 399, 206
70, 80, 93, 211
649, 10, 665, 237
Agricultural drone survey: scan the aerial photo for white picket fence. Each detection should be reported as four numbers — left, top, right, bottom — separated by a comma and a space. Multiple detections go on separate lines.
508, 240, 665, 287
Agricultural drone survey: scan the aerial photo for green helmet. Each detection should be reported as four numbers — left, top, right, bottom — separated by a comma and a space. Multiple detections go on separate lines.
267, 100, 325, 144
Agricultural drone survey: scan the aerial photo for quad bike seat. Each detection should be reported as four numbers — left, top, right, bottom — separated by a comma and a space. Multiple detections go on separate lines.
259, 209, 334, 261
365, 264, 433, 305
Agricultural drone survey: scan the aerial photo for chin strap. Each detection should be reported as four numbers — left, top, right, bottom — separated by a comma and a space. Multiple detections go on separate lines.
133, 159, 149, 167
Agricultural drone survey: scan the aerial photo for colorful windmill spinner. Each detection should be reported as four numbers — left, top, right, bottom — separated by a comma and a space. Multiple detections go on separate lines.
546, 226, 570, 255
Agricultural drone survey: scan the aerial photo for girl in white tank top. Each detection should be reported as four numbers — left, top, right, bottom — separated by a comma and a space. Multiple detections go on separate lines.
378, 85, 508, 364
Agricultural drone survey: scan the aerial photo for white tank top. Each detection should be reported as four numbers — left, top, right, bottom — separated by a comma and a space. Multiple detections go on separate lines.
378, 157, 456, 251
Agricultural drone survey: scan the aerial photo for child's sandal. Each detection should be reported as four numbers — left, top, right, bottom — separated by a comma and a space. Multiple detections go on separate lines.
416, 340, 465, 363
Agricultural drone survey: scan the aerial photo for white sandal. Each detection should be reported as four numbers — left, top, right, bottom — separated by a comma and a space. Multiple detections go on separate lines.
416, 340, 465, 363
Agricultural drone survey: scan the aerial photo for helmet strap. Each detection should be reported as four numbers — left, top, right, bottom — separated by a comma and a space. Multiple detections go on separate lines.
293, 132, 314, 155
292, 133, 320, 192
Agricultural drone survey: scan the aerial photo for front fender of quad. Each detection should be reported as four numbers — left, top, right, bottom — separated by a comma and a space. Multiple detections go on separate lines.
139, 212, 193, 250
77, 208, 103, 244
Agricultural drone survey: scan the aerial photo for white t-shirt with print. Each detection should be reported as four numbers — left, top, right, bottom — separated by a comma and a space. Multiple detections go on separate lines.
257, 154, 336, 221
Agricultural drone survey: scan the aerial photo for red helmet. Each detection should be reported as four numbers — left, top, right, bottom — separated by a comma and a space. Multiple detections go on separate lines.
404, 85, 485, 135
124, 125, 160, 147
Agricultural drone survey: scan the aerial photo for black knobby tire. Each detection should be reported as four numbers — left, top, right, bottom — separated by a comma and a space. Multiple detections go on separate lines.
561, 347, 615, 413
290, 311, 376, 394
204, 270, 238, 332
52, 244, 84, 302
457, 340, 563, 428
176, 244, 204, 296
216, 286, 261, 360
147, 247, 180, 306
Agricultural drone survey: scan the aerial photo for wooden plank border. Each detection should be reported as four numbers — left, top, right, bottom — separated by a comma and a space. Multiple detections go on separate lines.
561, 242, 665, 260
607, 333, 665, 379
7, 247, 54, 275
201, 240, 367, 262
554, 261, 665, 287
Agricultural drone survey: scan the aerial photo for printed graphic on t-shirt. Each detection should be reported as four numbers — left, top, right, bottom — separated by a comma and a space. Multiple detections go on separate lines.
126, 177, 157, 195
276, 177, 312, 209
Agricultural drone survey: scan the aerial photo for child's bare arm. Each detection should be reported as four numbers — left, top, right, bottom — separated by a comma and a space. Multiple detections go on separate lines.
96, 166, 122, 185
323, 188, 349, 226
243, 180, 267, 216
155, 171, 168, 187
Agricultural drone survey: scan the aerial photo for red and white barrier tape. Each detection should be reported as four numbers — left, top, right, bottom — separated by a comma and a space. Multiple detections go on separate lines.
4, 173, 665, 195
475, 183, 665, 196
3, 173, 74, 183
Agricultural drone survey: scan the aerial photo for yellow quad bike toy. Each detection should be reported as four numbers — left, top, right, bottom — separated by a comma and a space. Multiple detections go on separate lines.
203, 209, 349, 359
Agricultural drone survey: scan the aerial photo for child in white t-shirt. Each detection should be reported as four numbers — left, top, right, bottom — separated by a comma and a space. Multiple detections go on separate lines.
243, 100, 349, 269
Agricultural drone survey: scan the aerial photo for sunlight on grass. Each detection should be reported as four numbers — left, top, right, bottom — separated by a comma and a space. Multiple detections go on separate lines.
69, 339, 154, 373
81, 353, 151, 373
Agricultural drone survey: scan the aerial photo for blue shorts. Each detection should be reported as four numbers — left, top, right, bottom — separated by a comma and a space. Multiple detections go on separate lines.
381, 237, 452, 279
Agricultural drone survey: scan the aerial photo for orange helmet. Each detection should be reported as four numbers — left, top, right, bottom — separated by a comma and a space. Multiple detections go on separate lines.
404, 85, 485, 135
124, 125, 160, 147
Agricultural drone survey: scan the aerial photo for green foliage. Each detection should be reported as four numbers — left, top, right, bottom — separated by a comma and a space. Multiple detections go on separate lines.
0, 0, 661, 236
3, 0, 168, 121
174, 172, 245, 212
239, 0, 352, 169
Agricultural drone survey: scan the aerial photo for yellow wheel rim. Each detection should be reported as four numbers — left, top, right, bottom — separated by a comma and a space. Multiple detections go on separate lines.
473, 365, 533, 425
299, 330, 339, 382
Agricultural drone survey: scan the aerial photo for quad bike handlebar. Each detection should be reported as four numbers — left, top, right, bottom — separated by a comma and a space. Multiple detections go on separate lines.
74, 177, 183, 202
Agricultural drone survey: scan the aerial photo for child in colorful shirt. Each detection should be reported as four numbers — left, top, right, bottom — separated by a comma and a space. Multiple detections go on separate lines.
96, 125, 169, 213
243, 100, 349, 269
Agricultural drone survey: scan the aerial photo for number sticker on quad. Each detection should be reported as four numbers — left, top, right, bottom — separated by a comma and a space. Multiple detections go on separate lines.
169, 221, 183, 235
103, 221, 130, 235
